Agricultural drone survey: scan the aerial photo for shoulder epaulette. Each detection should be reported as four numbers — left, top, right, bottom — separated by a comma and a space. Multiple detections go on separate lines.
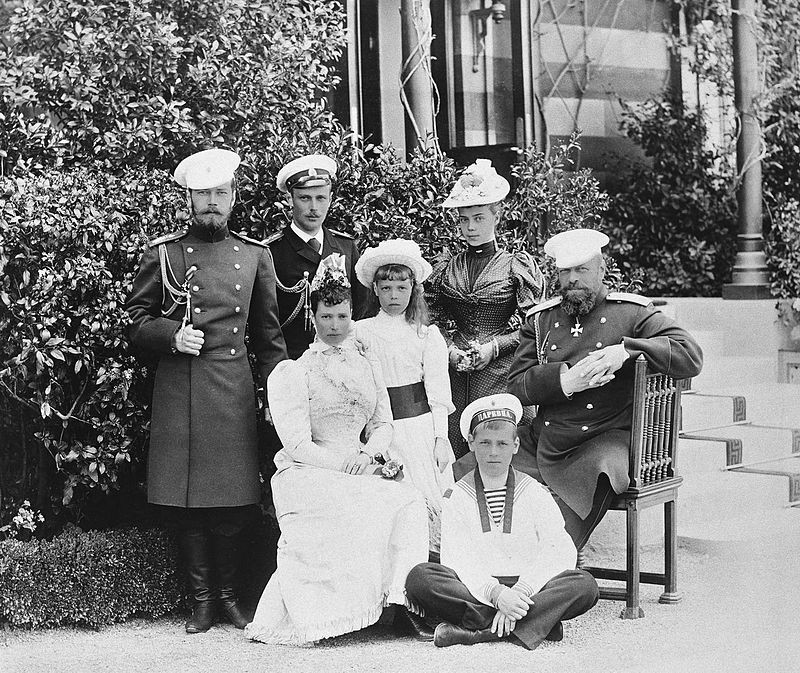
147, 229, 188, 248
264, 231, 283, 245
607, 291, 651, 307
230, 230, 271, 248
525, 296, 562, 317
327, 228, 353, 239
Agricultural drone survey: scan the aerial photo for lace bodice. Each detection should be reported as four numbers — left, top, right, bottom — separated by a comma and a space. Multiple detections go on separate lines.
268, 339, 393, 471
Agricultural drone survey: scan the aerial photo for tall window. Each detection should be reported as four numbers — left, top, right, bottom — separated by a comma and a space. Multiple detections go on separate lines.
447, 0, 516, 147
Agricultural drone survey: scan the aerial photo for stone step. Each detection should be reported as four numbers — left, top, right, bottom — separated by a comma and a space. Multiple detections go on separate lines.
680, 391, 748, 431
681, 424, 800, 467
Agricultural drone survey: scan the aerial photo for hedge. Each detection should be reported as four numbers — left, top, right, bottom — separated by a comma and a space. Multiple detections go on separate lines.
0, 527, 182, 628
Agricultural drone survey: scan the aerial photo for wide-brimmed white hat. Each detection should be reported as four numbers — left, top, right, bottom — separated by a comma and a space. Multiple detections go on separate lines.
276, 154, 338, 194
355, 239, 433, 288
460, 393, 523, 440
442, 159, 510, 208
174, 149, 241, 190
543, 228, 610, 269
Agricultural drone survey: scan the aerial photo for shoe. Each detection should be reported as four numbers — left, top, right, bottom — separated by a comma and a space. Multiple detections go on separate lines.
396, 608, 435, 641
219, 599, 250, 630
433, 622, 501, 648
186, 600, 217, 634
179, 529, 218, 634
211, 531, 249, 629
546, 621, 564, 642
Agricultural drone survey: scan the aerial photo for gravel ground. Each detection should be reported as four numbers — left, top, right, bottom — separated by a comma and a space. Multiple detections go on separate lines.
3, 522, 799, 673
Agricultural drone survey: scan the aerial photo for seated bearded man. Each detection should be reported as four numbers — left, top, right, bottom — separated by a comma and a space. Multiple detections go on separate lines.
507, 229, 703, 550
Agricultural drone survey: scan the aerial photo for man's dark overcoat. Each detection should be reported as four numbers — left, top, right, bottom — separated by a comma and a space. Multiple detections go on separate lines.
507, 289, 703, 518
126, 225, 287, 508
269, 226, 367, 359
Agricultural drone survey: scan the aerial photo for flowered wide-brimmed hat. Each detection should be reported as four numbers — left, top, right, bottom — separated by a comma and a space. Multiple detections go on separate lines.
310, 253, 351, 293
355, 239, 433, 288
442, 158, 510, 208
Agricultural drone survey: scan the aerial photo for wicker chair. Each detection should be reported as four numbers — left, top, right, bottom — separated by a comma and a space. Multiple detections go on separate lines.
585, 354, 687, 619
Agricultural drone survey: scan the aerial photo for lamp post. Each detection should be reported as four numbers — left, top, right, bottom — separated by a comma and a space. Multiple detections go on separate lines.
722, 0, 770, 299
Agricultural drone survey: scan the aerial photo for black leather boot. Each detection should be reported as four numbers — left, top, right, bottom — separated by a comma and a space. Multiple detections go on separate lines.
179, 528, 217, 634
211, 531, 249, 629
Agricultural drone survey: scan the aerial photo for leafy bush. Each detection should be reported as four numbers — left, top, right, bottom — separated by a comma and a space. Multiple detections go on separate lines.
602, 97, 737, 296
0, 168, 180, 512
0, 527, 181, 628
0, 0, 346, 176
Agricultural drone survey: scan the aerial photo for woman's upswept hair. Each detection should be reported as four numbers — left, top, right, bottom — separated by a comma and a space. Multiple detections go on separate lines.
368, 263, 430, 333
310, 284, 351, 313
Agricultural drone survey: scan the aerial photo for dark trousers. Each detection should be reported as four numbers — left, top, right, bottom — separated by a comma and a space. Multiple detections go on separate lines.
406, 563, 599, 650
556, 474, 616, 550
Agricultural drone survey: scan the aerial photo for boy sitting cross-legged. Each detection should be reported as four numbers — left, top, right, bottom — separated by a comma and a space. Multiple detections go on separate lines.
405, 394, 599, 649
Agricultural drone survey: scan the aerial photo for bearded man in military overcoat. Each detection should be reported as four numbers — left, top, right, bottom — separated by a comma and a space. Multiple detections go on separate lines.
126, 149, 287, 633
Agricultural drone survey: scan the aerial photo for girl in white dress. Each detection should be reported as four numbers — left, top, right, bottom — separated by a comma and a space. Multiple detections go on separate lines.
354, 239, 456, 555
245, 254, 428, 645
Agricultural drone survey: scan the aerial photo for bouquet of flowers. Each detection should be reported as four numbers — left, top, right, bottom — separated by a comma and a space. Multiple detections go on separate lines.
371, 454, 404, 481
453, 340, 484, 372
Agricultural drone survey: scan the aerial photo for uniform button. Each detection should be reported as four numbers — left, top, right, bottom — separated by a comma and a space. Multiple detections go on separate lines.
581, 425, 589, 431
194, 307, 201, 314
600, 317, 607, 324
544, 421, 550, 426
235, 284, 241, 291
235, 306, 241, 313
230, 348, 236, 355
596, 342, 603, 348
234, 263, 241, 270
586, 403, 594, 409
186, 247, 193, 253
233, 327, 239, 334
192, 285, 199, 292
554, 322, 560, 328
550, 344, 557, 351
233, 245, 240, 252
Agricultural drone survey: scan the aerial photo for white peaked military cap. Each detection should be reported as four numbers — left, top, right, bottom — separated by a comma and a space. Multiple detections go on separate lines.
543, 228, 610, 269
442, 158, 510, 208
173, 148, 241, 190
460, 393, 523, 440
276, 154, 338, 193
355, 238, 433, 287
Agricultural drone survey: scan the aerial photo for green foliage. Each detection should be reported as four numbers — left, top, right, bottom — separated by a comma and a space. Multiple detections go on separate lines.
602, 98, 737, 296
0, 168, 181, 508
0, 527, 181, 628
766, 199, 800, 300
0, 0, 346, 175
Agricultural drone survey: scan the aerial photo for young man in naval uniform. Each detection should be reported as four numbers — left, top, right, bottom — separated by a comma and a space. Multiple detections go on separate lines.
268, 154, 366, 359
406, 394, 599, 649
507, 229, 703, 549
126, 148, 287, 633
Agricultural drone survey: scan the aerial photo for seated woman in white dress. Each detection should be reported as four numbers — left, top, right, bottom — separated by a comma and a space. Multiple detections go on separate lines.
245, 254, 429, 646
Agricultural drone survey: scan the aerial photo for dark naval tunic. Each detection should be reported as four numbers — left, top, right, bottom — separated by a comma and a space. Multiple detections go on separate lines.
269, 226, 366, 359
507, 288, 703, 519
126, 224, 287, 508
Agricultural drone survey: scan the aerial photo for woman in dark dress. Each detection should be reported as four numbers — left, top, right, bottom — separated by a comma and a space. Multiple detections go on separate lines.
426, 159, 545, 458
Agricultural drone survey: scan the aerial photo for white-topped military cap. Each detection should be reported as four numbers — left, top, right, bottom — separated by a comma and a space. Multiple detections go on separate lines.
276, 154, 337, 194
460, 393, 523, 440
173, 149, 241, 190
355, 238, 433, 288
543, 228, 610, 269
442, 158, 510, 208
